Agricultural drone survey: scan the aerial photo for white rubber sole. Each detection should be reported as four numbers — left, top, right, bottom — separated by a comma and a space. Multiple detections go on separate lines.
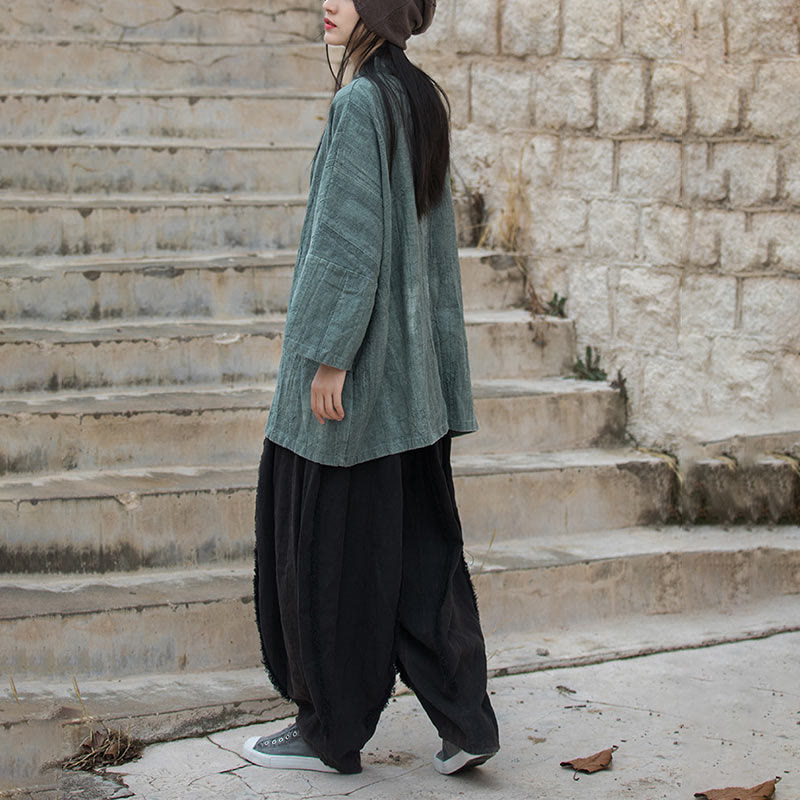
241, 736, 339, 773
433, 748, 496, 775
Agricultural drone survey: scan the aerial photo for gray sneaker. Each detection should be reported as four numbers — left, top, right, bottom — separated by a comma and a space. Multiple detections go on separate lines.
242, 722, 338, 773
433, 739, 498, 775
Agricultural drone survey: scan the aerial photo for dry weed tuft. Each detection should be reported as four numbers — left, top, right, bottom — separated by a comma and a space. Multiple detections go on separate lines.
60, 677, 144, 771
61, 722, 145, 771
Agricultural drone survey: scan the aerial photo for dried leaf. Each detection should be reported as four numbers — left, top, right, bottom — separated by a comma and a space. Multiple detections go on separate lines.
560, 745, 617, 774
694, 777, 781, 800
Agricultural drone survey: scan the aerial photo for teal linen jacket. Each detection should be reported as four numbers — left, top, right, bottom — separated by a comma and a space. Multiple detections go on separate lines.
264, 71, 478, 466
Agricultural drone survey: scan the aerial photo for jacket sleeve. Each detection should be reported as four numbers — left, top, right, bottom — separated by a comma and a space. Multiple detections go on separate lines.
281, 83, 386, 371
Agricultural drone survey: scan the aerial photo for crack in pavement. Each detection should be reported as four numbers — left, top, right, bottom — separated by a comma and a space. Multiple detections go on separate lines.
298, 762, 428, 800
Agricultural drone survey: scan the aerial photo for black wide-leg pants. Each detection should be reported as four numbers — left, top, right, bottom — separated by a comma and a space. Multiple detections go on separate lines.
253, 434, 499, 774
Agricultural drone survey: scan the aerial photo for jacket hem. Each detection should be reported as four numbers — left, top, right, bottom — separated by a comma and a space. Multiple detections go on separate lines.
264, 421, 478, 468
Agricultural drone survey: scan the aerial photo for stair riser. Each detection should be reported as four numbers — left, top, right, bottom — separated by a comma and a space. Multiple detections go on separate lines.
0, 332, 285, 394
3, 548, 797, 679
0, 254, 523, 323
0, 261, 296, 322
1, 594, 262, 679
0, 462, 674, 574
0, 43, 331, 91
473, 548, 800, 638
0, 145, 315, 195
466, 318, 575, 379
459, 254, 527, 311
0, 320, 568, 393
681, 460, 800, 525
0, 0, 321, 44
0, 202, 306, 258
0, 391, 623, 476
0, 95, 329, 142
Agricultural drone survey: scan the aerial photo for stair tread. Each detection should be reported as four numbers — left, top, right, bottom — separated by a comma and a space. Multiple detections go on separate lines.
5, 598, 800, 728
0, 39, 325, 50
0, 447, 669, 501
0, 136, 318, 151
0, 377, 613, 416
0, 315, 287, 343
469, 525, 800, 573
0, 308, 549, 343
0, 191, 308, 208
0, 246, 510, 274
2, 525, 798, 620
0, 87, 330, 99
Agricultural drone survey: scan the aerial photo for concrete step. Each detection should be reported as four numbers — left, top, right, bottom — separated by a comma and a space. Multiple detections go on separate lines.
0, 139, 316, 195
0, 251, 297, 321
1, 526, 796, 682
0, 378, 623, 476
0, 316, 286, 393
681, 455, 800, 524
0, 0, 321, 45
6, 597, 800, 791
0, 193, 308, 257
0, 41, 330, 91
0, 89, 329, 142
0, 311, 573, 393
0, 249, 524, 323
0, 448, 674, 572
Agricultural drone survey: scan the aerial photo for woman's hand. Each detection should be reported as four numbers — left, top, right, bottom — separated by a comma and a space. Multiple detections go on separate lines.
311, 363, 347, 425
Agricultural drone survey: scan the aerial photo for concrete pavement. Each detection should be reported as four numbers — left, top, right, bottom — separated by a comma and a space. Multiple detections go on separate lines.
76, 631, 800, 800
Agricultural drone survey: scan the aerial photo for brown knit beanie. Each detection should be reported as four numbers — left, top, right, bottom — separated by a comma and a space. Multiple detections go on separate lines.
352, 0, 436, 49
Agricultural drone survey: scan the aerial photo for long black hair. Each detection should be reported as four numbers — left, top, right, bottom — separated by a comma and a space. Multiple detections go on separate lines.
326, 22, 450, 219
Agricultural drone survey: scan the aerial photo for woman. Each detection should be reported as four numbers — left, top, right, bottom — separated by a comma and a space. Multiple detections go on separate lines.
242, 0, 500, 776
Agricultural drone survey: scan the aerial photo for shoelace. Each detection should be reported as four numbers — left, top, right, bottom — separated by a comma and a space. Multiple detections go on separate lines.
263, 727, 300, 747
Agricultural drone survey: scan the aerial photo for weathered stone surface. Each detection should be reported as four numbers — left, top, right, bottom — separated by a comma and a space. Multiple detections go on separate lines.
0, 92, 330, 142
691, 209, 767, 271
640, 204, 690, 266
622, 0, 686, 58
0, 0, 321, 42
679, 274, 737, 335
560, 137, 614, 193
471, 63, 533, 129
752, 212, 800, 274
567, 262, 614, 340
689, 67, 744, 136
685, 0, 727, 57
650, 64, 688, 135
529, 192, 588, 253
563, 0, 620, 57
615, 268, 681, 353
640, 342, 711, 439
500, 0, 560, 56
0, 198, 307, 258
727, 0, 800, 56
708, 336, 774, 420
781, 140, 800, 205
618, 140, 681, 201
597, 62, 646, 134
749, 62, 800, 137
588, 199, 638, 261
714, 143, 778, 207
405, 0, 453, 55
521, 135, 560, 190
0, 143, 315, 196
453, 0, 498, 55
0, 41, 331, 92
740, 277, 800, 346
534, 63, 594, 130
684, 142, 728, 204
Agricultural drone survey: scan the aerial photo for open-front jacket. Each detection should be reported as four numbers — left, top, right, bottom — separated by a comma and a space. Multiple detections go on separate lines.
265, 69, 477, 466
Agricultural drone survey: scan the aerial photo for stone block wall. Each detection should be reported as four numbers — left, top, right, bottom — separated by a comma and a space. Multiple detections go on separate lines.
409, 0, 800, 453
